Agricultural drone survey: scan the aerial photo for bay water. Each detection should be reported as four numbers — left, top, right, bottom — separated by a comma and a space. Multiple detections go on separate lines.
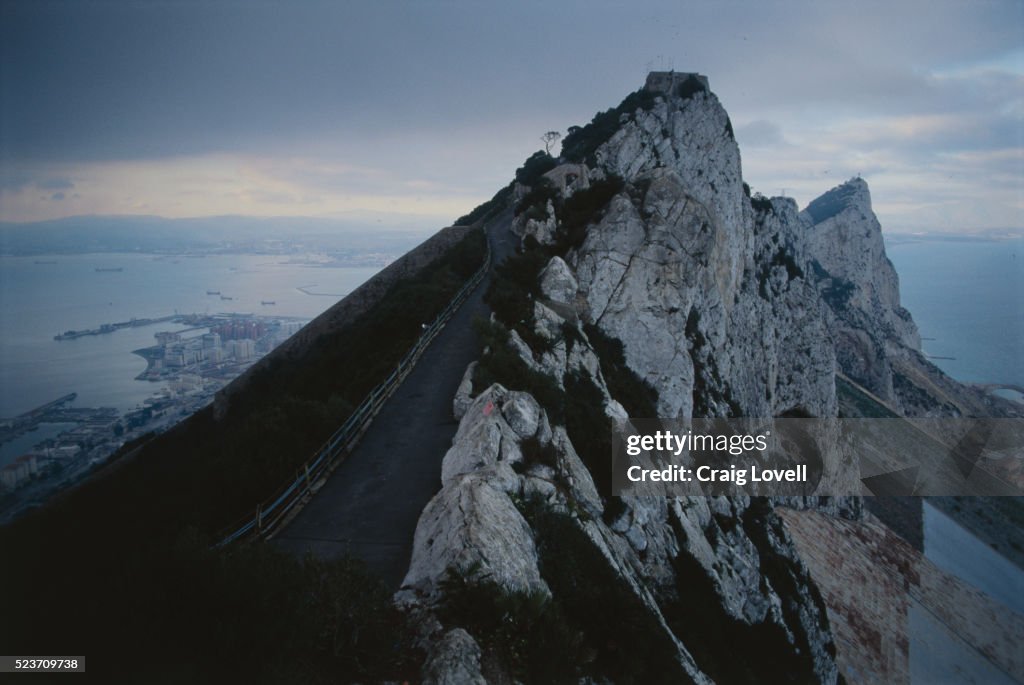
0, 253, 380, 425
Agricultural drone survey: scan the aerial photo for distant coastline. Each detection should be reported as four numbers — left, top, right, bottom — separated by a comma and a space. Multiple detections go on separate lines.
885, 229, 1024, 246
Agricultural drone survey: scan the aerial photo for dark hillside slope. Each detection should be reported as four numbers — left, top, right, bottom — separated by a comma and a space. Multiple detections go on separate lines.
0, 221, 492, 682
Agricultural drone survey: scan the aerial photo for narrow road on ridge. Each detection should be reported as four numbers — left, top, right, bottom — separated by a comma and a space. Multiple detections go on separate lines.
273, 208, 516, 589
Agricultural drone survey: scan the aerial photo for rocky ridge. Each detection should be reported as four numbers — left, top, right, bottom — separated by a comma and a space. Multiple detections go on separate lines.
396, 73, 1013, 683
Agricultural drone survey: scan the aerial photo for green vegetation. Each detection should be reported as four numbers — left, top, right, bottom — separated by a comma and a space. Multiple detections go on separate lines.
515, 178, 559, 221
515, 150, 558, 186
750, 192, 773, 213
523, 501, 694, 684
757, 247, 804, 299
675, 73, 709, 101
0, 227, 489, 682
562, 369, 614, 498
438, 563, 584, 683
514, 173, 624, 256
481, 167, 652, 502
439, 501, 694, 684
0, 527, 418, 683
483, 248, 553, 353
836, 375, 899, 419
457, 183, 514, 226
474, 320, 626, 505
892, 370, 957, 413
473, 318, 566, 424
561, 88, 658, 164
553, 176, 625, 252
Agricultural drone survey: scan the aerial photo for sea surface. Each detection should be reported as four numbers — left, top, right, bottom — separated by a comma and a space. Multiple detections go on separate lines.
886, 237, 1023, 682
0, 253, 380, 420
2, 239, 1020, 429
886, 237, 1024, 393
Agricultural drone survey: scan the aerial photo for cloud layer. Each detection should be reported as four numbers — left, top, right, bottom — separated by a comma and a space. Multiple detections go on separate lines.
1, 1, 1021, 232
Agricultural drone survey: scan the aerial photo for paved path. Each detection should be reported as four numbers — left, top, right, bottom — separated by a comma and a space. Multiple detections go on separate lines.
274, 209, 515, 589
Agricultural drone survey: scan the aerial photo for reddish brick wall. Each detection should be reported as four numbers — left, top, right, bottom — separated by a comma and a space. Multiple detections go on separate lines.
779, 509, 1023, 684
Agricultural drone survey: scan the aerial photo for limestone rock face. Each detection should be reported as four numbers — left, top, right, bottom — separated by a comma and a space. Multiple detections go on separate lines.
574, 150, 836, 420
798, 179, 915, 400
452, 361, 476, 420
402, 72, 1010, 683
802, 178, 918, 349
510, 199, 558, 245
539, 255, 578, 304
403, 469, 545, 595
404, 387, 549, 598
422, 628, 487, 685
796, 178, 1018, 418
596, 86, 748, 311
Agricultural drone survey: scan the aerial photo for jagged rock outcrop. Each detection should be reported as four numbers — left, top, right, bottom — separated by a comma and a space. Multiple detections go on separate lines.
801, 178, 919, 403
800, 178, 1018, 419
539, 255, 578, 305
802, 178, 919, 348
404, 385, 550, 599
559, 79, 839, 421
403, 366, 716, 684
422, 628, 488, 685
399, 72, 1012, 682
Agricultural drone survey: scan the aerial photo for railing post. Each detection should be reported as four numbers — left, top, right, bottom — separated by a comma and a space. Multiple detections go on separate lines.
215, 227, 492, 548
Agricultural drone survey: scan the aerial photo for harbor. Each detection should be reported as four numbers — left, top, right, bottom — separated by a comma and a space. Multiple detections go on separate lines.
2, 310, 309, 522
0, 393, 81, 443
54, 315, 179, 340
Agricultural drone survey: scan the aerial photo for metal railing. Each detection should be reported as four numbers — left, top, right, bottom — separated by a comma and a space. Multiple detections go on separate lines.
215, 228, 491, 547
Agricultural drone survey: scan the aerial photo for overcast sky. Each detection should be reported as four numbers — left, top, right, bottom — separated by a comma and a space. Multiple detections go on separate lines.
0, 0, 1021, 233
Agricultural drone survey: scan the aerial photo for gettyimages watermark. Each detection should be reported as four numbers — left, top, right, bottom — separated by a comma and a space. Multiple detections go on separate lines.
612, 418, 1024, 497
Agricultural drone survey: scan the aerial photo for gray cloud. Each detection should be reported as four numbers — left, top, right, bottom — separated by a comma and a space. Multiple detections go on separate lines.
0, 0, 1020, 230
736, 120, 786, 147
1, 2, 1017, 161
37, 177, 74, 190
0, 171, 74, 192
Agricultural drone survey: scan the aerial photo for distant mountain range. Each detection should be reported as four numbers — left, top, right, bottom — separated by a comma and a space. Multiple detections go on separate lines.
0, 213, 437, 255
